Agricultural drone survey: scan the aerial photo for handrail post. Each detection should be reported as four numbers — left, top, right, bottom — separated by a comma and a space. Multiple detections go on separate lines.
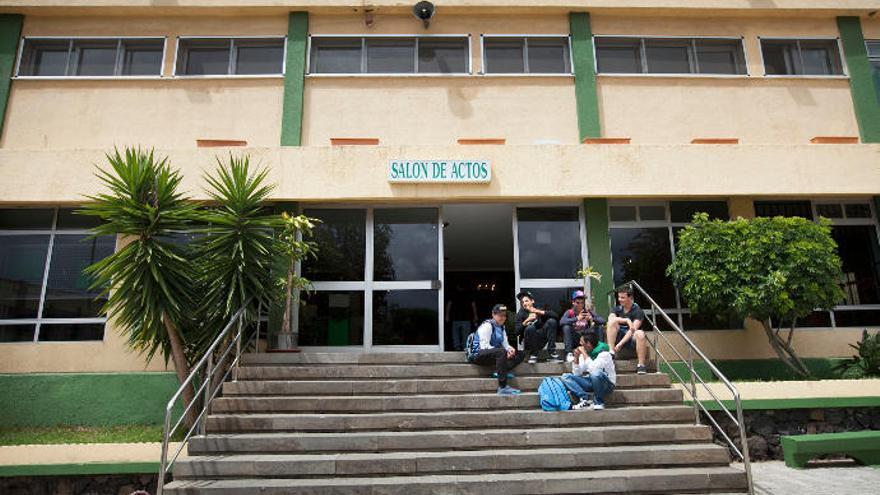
156, 406, 172, 495
199, 353, 213, 436
233, 311, 243, 382
735, 393, 755, 495
689, 346, 699, 425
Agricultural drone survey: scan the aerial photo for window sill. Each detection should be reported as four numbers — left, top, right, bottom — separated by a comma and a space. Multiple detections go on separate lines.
596, 73, 751, 79
477, 73, 574, 77
171, 74, 284, 79
761, 74, 849, 80
13, 76, 165, 81
305, 73, 472, 78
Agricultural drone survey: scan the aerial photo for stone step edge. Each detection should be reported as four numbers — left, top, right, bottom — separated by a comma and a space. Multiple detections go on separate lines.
214, 388, 679, 400
163, 465, 747, 493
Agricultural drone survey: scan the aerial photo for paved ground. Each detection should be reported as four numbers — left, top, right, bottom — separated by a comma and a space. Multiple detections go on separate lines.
0, 442, 185, 466
750, 460, 880, 495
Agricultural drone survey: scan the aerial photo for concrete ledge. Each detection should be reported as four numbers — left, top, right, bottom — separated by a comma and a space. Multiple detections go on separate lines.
675, 379, 880, 411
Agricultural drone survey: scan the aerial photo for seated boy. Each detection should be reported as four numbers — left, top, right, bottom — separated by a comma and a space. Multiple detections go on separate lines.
559, 290, 606, 362
561, 332, 616, 410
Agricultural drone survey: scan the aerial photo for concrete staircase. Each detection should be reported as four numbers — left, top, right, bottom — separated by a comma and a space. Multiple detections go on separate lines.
163, 352, 748, 494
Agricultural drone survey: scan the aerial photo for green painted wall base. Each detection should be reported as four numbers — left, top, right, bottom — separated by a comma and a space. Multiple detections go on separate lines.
0, 373, 182, 427
689, 396, 880, 411
661, 358, 849, 383
0, 462, 158, 478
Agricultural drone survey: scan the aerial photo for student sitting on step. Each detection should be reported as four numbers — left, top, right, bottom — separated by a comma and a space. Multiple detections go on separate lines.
514, 291, 562, 364
561, 332, 616, 410
471, 304, 526, 395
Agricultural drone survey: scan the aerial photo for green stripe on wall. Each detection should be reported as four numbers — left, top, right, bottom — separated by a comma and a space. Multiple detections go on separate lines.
837, 16, 880, 143
280, 12, 309, 146
570, 12, 601, 141
0, 15, 23, 141
688, 396, 880, 411
0, 373, 181, 427
584, 199, 613, 316
0, 462, 158, 478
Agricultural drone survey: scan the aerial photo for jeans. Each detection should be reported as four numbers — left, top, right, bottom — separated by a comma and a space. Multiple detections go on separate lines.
473, 347, 525, 387
451, 320, 471, 351
523, 318, 558, 356
561, 371, 615, 405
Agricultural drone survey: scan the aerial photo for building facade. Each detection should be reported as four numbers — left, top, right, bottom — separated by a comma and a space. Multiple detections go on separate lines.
0, 1, 879, 378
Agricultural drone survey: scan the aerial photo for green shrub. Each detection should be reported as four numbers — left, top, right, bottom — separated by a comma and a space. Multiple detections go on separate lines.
834, 330, 880, 378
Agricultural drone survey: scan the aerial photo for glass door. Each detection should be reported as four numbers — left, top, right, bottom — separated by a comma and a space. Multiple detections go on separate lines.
513, 205, 589, 316
298, 206, 443, 351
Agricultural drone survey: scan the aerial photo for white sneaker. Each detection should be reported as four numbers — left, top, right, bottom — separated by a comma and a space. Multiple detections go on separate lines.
565, 353, 574, 363
571, 398, 592, 410
590, 403, 605, 410
527, 355, 538, 364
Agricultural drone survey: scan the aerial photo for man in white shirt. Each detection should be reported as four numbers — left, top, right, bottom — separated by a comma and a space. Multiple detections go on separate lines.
563, 332, 616, 410
470, 304, 525, 395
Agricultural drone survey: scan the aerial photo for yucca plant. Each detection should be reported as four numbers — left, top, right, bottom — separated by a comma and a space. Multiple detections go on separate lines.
79, 147, 200, 426
190, 155, 281, 356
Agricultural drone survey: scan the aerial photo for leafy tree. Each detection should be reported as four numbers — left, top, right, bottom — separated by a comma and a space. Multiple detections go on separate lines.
79, 148, 200, 424
190, 156, 280, 356
667, 213, 844, 377
833, 330, 880, 378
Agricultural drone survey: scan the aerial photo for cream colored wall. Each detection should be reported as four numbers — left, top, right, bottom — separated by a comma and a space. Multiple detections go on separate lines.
1, 16, 286, 150
593, 16, 861, 144
303, 14, 579, 146
862, 17, 880, 39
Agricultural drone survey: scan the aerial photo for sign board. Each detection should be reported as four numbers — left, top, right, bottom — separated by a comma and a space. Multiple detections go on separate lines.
388, 160, 491, 183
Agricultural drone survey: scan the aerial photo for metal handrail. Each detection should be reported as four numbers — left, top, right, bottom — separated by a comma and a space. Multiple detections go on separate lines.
156, 302, 257, 495
623, 281, 754, 495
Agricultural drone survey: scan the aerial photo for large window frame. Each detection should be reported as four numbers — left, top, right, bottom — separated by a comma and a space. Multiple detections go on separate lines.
755, 198, 880, 329
296, 204, 445, 351
0, 208, 113, 343
758, 37, 847, 78
479, 34, 573, 76
14, 36, 167, 79
608, 200, 739, 331
593, 34, 749, 78
172, 35, 287, 78
306, 34, 473, 77
867, 40, 880, 101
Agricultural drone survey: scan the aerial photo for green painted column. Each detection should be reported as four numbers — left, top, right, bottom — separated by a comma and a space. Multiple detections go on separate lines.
837, 16, 880, 143
280, 12, 309, 146
584, 199, 614, 316
0, 15, 23, 141
569, 12, 601, 141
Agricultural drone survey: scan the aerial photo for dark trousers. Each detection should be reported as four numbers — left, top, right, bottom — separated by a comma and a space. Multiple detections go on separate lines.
523, 318, 558, 356
473, 347, 525, 387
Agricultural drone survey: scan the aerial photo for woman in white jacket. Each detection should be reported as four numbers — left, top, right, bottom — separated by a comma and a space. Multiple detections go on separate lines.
563, 332, 617, 410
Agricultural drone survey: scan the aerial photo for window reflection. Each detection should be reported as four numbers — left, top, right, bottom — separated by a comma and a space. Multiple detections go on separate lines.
517, 207, 581, 279
42, 234, 115, 318
610, 227, 676, 308
374, 208, 438, 281
373, 290, 439, 345
0, 235, 50, 319
833, 225, 880, 306
302, 209, 366, 282
519, 287, 580, 317
298, 291, 365, 346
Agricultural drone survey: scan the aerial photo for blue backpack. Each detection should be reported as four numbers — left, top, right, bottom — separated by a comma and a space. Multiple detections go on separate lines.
538, 377, 572, 411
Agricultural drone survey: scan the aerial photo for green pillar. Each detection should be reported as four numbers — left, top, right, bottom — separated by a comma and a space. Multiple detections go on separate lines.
0, 15, 23, 141
584, 199, 613, 316
569, 12, 601, 141
837, 16, 880, 143
280, 12, 309, 146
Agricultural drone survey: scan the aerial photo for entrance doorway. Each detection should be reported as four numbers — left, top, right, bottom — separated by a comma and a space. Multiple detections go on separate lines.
442, 204, 515, 351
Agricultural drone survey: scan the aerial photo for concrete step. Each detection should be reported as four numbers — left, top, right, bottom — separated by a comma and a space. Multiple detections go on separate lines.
163, 466, 748, 494
187, 423, 713, 455
173, 443, 731, 479
210, 388, 683, 414
242, 352, 468, 366
222, 373, 671, 396
236, 360, 654, 380
205, 405, 695, 433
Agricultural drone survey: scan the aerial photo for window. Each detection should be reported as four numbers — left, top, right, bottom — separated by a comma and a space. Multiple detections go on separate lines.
760, 39, 844, 76
309, 36, 469, 74
755, 200, 880, 327
17, 38, 164, 77
867, 41, 880, 101
0, 208, 114, 343
482, 36, 571, 74
609, 201, 737, 330
175, 37, 285, 76
595, 37, 746, 75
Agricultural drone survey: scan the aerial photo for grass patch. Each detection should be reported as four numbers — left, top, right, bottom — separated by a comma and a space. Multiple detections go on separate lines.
0, 424, 185, 446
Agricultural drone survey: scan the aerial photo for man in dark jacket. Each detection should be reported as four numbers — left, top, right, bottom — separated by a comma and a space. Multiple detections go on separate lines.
559, 290, 606, 362
515, 291, 562, 364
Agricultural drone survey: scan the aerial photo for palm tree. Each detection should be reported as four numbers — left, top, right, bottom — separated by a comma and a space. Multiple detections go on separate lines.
191, 155, 280, 355
80, 148, 200, 426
